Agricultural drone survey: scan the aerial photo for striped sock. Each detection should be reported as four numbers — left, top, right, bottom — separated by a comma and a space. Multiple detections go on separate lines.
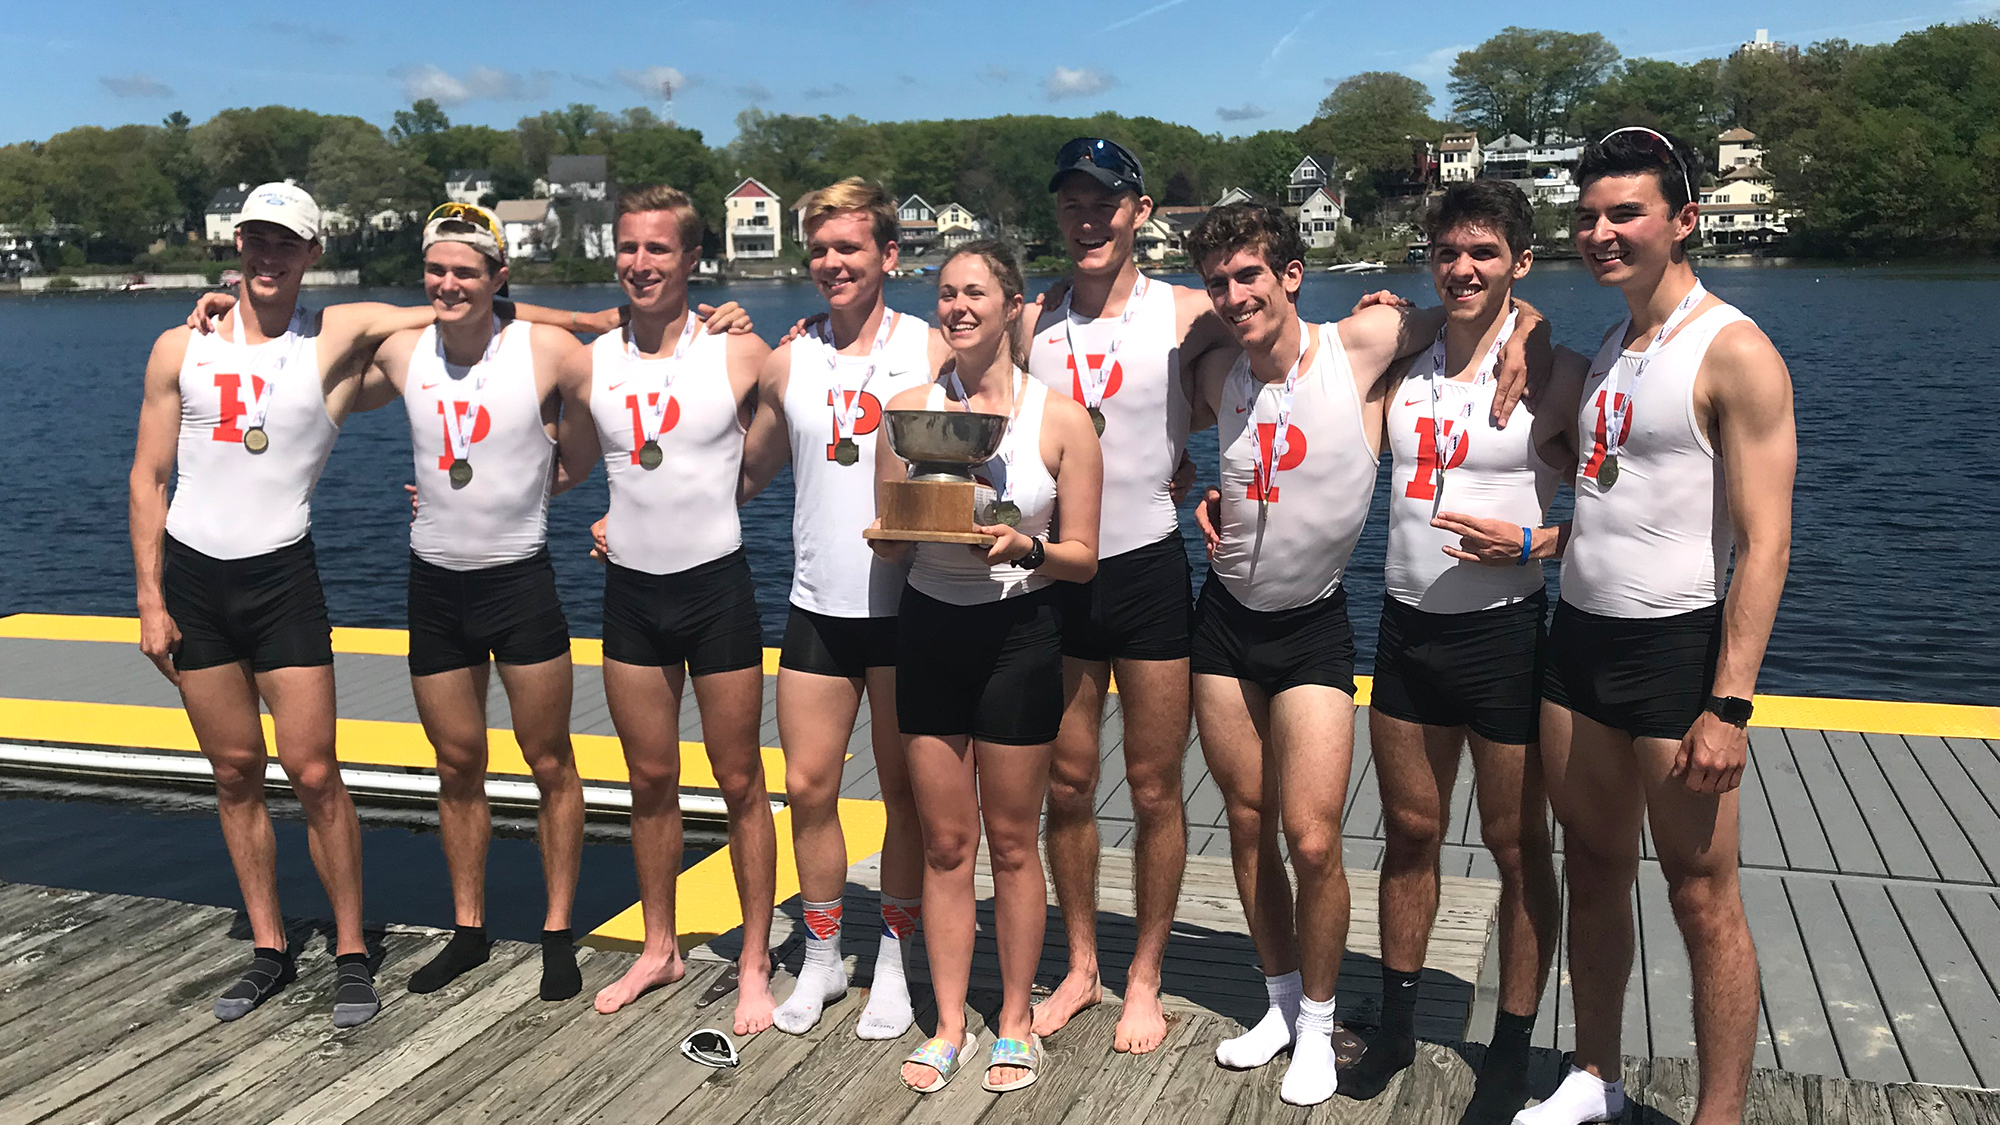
774, 899, 847, 1035
858, 894, 919, 1040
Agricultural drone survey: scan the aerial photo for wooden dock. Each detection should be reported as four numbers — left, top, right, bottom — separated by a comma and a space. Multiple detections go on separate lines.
5, 880, 2000, 1124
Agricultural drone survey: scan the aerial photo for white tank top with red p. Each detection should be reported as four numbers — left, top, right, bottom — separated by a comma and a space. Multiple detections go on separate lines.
1384, 332, 1558, 614
906, 375, 1059, 606
588, 322, 744, 575
784, 308, 933, 618
165, 307, 339, 560
1028, 274, 1188, 559
1563, 300, 1752, 618
404, 321, 555, 571
1210, 324, 1378, 612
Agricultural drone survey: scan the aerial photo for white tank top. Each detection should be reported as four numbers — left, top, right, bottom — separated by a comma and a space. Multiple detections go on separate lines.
1028, 275, 1188, 559
165, 307, 339, 560
1384, 365, 1557, 613
404, 321, 555, 571
588, 325, 744, 575
1563, 304, 1751, 617
1210, 324, 1377, 612
784, 309, 934, 618
906, 375, 1059, 606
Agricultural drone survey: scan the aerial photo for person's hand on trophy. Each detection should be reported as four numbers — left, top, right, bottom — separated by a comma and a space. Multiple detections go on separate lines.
969, 522, 1035, 566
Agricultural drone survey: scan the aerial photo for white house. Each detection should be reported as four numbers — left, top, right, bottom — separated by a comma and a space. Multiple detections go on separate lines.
203, 184, 252, 243
790, 191, 818, 245
935, 201, 988, 249
724, 177, 781, 260
1698, 164, 1787, 244
445, 169, 493, 206
1440, 133, 1482, 183
540, 155, 609, 201
1286, 154, 1339, 205
1213, 186, 1271, 207
1718, 126, 1764, 171
896, 195, 938, 256
1295, 187, 1349, 249
1480, 133, 1534, 182
1529, 168, 1580, 205
1737, 28, 1785, 56
493, 199, 558, 260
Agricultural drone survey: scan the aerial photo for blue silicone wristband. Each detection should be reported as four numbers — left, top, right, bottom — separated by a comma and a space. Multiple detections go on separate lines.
1517, 526, 1532, 566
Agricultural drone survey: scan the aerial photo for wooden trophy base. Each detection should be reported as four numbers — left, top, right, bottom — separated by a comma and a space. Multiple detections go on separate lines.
863, 479, 996, 546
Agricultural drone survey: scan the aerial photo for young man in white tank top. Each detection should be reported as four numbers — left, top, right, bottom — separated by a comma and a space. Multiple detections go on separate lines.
1516, 130, 1796, 1125
737, 179, 948, 1039
1022, 138, 1236, 1054
555, 186, 781, 1036
1181, 203, 1549, 1107
1341, 182, 1580, 1123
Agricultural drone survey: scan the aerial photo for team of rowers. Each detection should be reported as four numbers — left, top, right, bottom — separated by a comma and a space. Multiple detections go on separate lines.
127, 128, 1793, 1124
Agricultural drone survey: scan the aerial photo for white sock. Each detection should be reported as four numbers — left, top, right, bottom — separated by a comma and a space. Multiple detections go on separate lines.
1513, 1066, 1625, 1125
773, 899, 848, 1035
857, 895, 919, 1040
1280, 995, 1339, 1106
1216, 970, 1302, 1069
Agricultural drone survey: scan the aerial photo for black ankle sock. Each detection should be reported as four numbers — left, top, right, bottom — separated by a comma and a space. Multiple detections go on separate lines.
540, 929, 581, 1001
332, 952, 380, 1029
1341, 968, 1421, 1098
214, 946, 296, 1020
409, 925, 490, 994
1458, 1010, 1538, 1125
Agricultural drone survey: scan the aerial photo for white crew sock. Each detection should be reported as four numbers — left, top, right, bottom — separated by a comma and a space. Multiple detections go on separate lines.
1512, 1065, 1625, 1125
1216, 970, 1302, 1069
773, 899, 848, 1035
1280, 995, 1339, 1106
857, 894, 919, 1040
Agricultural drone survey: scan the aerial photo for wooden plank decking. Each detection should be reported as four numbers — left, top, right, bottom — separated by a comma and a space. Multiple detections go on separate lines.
5, 881, 1999, 1125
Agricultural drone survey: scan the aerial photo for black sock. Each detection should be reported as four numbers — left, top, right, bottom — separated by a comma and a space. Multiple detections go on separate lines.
1341, 968, 1420, 1098
409, 925, 490, 994
214, 946, 296, 1020
540, 929, 581, 1001
1458, 1010, 1537, 1125
331, 952, 381, 1028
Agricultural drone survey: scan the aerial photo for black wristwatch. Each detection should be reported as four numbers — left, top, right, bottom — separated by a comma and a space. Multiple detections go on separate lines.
1704, 694, 1753, 727
1018, 537, 1047, 571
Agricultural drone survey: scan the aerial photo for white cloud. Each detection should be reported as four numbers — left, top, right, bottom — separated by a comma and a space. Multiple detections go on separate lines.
1405, 43, 1469, 82
1043, 66, 1114, 102
1103, 0, 1194, 31
616, 66, 689, 98
1216, 104, 1267, 122
396, 64, 550, 106
100, 73, 173, 98
1261, 6, 1323, 75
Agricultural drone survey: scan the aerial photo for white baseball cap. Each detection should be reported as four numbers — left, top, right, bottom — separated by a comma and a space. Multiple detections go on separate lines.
236, 182, 322, 242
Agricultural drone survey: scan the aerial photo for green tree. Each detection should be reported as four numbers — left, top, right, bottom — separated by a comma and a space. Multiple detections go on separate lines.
191, 105, 333, 188
1303, 72, 1440, 174
1580, 58, 1725, 147
1228, 130, 1306, 199
153, 111, 211, 236
389, 99, 451, 143
608, 112, 725, 226
1449, 28, 1622, 140
306, 118, 431, 247
40, 125, 180, 259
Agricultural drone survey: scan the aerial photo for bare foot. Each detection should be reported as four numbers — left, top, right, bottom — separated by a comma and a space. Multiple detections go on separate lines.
1113, 982, 1170, 1053
733, 954, 776, 1035
1031, 970, 1101, 1037
596, 950, 684, 1014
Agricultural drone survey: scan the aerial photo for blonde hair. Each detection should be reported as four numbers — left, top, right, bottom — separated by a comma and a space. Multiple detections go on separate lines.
616, 184, 704, 253
800, 177, 899, 248
942, 239, 1027, 369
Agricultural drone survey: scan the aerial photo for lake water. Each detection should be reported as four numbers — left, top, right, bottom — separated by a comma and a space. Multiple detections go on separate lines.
1, 261, 1994, 707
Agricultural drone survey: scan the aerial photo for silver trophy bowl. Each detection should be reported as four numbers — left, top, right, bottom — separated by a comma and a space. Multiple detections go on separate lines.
883, 409, 1008, 482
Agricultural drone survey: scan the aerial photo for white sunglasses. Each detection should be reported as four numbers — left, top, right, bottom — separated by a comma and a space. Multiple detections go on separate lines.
1598, 126, 1695, 205
680, 1028, 740, 1068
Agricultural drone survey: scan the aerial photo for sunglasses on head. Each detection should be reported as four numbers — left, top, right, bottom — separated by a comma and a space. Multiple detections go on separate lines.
679, 1028, 739, 1068
1056, 137, 1142, 181
1598, 127, 1694, 207
427, 201, 508, 251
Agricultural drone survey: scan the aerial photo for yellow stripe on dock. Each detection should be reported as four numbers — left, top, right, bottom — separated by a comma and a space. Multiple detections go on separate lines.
586, 799, 889, 951
0, 697, 793, 793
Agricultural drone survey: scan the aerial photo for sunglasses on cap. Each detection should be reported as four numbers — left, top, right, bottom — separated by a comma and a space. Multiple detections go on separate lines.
679, 1028, 740, 1068
1051, 137, 1144, 193
1597, 127, 1694, 207
426, 202, 509, 253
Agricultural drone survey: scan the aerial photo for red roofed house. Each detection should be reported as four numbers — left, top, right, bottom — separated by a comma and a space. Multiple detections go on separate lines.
724, 177, 782, 261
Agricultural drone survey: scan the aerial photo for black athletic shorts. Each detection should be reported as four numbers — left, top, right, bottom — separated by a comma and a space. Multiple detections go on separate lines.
896, 585, 1062, 746
1189, 576, 1356, 698
1057, 534, 1194, 662
163, 533, 334, 674
601, 549, 763, 675
779, 605, 897, 679
1541, 600, 1723, 741
406, 549, 571, 677
1370, 589, 1547, 746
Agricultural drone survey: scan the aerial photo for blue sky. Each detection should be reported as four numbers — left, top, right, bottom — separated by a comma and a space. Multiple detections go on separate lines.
10, 0, 1994, 146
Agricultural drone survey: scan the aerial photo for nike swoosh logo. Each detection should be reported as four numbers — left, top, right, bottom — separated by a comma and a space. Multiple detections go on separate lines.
608, 380, 628, 391
1234, 405, 1248, 414
1046, 335, 1063, 344
1403, 397, 1423, 407
420, 382, 441, 390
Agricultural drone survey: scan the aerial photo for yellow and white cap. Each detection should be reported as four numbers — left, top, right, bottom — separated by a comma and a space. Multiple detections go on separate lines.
236, 182, 322, 242
422, 203, 507, 265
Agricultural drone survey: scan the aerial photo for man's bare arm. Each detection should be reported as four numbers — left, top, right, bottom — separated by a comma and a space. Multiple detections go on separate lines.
739, 346, 792, 505
129, 330, 189, 683
552, 344, 602, 495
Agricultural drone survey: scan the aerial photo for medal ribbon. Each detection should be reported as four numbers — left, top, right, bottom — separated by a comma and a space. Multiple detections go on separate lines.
945, 365, 1030, 504
1595, 281, 1707, 462
1058, 273, 1149, 413
626, 311, 701, 446
1425, 306, 1519, 487
438, 316, 507, 466
227, 305, 301, 433
820, 308, 898, 441
1246, 320, 1309, 511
